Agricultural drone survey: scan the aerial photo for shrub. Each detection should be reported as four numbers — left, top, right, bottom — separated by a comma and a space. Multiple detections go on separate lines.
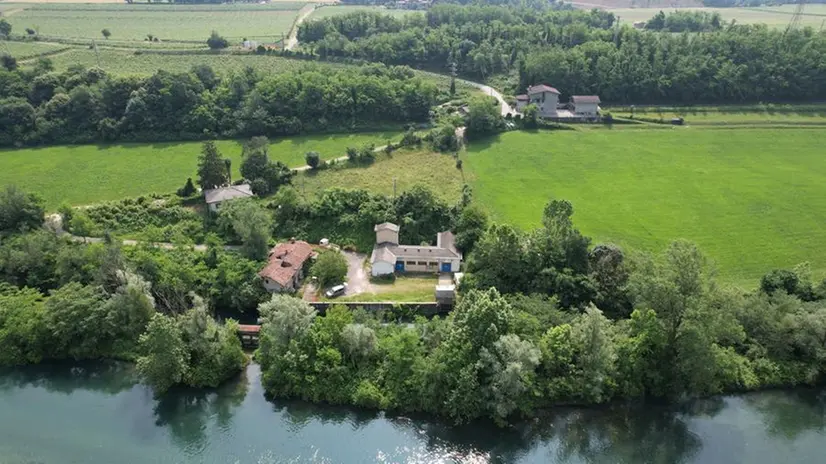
176, 178, 197, 197
305, 151, 320, 169
207, 31, 228, 50
312, 250, 348, 288
346, 147, 358, 162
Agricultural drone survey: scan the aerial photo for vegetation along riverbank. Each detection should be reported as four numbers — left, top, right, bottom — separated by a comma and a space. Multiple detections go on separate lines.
2, 0, 826, 428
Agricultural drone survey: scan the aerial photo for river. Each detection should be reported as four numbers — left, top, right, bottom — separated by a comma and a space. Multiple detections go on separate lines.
0, 362, 824, 464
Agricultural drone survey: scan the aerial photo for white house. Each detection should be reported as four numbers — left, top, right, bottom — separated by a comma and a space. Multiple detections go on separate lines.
203, 184, 254, 212
515, 84, 561, 118
571, 95, 601, 118
370, 223, 462, 276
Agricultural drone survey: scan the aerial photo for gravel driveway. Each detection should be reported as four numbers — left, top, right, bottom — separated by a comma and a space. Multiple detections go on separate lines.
343, 251, 374, 297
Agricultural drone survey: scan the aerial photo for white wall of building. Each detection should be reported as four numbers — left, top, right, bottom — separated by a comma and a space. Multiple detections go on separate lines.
376, 229, 399, 245
530, 91, 559, 117
574, 102, 599, 117
371, 261, 395, 277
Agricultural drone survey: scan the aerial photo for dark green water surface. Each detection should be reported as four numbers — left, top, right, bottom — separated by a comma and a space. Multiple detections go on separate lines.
1, 362, 824, 463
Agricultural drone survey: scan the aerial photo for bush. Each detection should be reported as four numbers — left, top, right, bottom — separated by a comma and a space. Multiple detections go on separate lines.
400, 128, 422, 147
305, 151, 320, 169
207, 31, 229, 50
346, 147, 358, 162
311, 250, 348, 288
176, 178, 197, 197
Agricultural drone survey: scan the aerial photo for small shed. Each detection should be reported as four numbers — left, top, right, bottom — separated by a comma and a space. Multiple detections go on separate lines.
570, 95, 601, 118
204, 184, 254, 212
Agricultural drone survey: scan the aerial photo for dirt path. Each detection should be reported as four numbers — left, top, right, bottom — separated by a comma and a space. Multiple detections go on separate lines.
285, 3, 318, 51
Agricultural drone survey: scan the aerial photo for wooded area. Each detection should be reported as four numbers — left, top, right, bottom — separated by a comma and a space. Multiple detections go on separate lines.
0, 62, 437, 147
299, 4, 826, 103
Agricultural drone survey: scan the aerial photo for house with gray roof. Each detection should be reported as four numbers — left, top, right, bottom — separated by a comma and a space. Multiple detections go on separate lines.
370, 223, 462, 276
203, 184, 254, 212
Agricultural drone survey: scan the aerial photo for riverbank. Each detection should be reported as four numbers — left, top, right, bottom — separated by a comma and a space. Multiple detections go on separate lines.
1, 361, 824, 464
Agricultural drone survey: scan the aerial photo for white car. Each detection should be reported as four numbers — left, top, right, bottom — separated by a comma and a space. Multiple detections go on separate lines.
325, 283, 347, 298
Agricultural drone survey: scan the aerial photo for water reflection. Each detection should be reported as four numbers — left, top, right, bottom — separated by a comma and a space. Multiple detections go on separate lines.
0, 361, 137, 396
152, 368, 249, 453
746, 389, 826, 440
1, 362, 825, 464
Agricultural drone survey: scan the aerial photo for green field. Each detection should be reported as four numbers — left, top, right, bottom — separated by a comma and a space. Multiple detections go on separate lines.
0, 131, 399, 209
39, 47, 354, 76
308, 5, 423, 20
0, 40, 67, 59
464, 128, 826, 285
605, 104, 826, 126
609, 6, 826, 29
4, 3, 306, 43
296, 148, 464, 202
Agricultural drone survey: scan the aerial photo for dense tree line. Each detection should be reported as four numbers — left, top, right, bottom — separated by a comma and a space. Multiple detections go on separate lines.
0, 62, 438, 147
257, 196, 826, 425
298, 5, 615, 79
645, 10, 723, 32
298, 4, 826, 104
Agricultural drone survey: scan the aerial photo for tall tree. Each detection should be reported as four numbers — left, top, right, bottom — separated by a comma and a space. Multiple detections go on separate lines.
197, 141, 227, 190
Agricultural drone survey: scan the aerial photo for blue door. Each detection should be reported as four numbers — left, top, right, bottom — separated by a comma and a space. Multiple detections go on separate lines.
395, 261, 405, 272
441, 262, 451, 272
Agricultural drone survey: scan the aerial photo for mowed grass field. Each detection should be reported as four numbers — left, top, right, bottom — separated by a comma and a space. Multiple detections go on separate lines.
0, 131, 399, 209
296, 149, 465, 202
0, 40, 67, 58
464, 129, 826, 285
40, 47, 355, 76
605, 104, 826, 126
309, 5, 423, 20
609, 5, 826, 29
3, 2, 306, 43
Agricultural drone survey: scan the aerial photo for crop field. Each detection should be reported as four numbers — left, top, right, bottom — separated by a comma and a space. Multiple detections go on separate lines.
308, 5, 423, 20
0, 131, 399, 209
40, 47, 357, 76
463, 128, 826, 285
296, 149, 465, 202
605, 104, 826, 126
0, 40, 67, 59
609, 6, 826, 28
4, 3, 306, 43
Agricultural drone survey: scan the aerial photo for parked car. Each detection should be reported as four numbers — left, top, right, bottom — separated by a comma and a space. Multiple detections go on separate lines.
325, 283, 347, 298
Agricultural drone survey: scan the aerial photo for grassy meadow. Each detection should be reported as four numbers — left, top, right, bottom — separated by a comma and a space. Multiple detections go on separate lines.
4, 2, 307, 43
609, 5, 826, 29
0, 40, 67, 58
309, 5, 423, 20
39, 47, 355, 76
0, 131, 399, 209
296, 149, 465, 202
463, 128, 826, 285
605, 104, 826, 126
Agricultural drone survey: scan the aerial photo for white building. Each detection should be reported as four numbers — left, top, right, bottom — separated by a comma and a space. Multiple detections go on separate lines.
515, 84, 561, 117
570, 95, 601, 118
370, 222, 462, 276
203, 184, 254, 212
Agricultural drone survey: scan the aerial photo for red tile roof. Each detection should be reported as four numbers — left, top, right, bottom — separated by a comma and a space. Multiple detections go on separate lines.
237, 324, 261, 334
258, 240, 314, 287
516, 94, 529, 101
528, 84, 560, 95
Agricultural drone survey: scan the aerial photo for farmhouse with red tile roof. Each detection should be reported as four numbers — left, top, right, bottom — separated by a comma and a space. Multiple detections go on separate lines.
258, 240, 315, 292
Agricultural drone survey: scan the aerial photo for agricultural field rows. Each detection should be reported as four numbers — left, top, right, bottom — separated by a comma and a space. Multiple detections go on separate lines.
0, 131, 400, 209
608, 5, 826, 28
308, 5, 423, 20
37, 47, 355, 76
0, 39, 67, 58
463, 128, 826, 285
3, 2, 306, 43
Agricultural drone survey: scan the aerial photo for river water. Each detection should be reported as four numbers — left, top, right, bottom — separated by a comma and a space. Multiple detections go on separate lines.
0, 362, 825, 464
